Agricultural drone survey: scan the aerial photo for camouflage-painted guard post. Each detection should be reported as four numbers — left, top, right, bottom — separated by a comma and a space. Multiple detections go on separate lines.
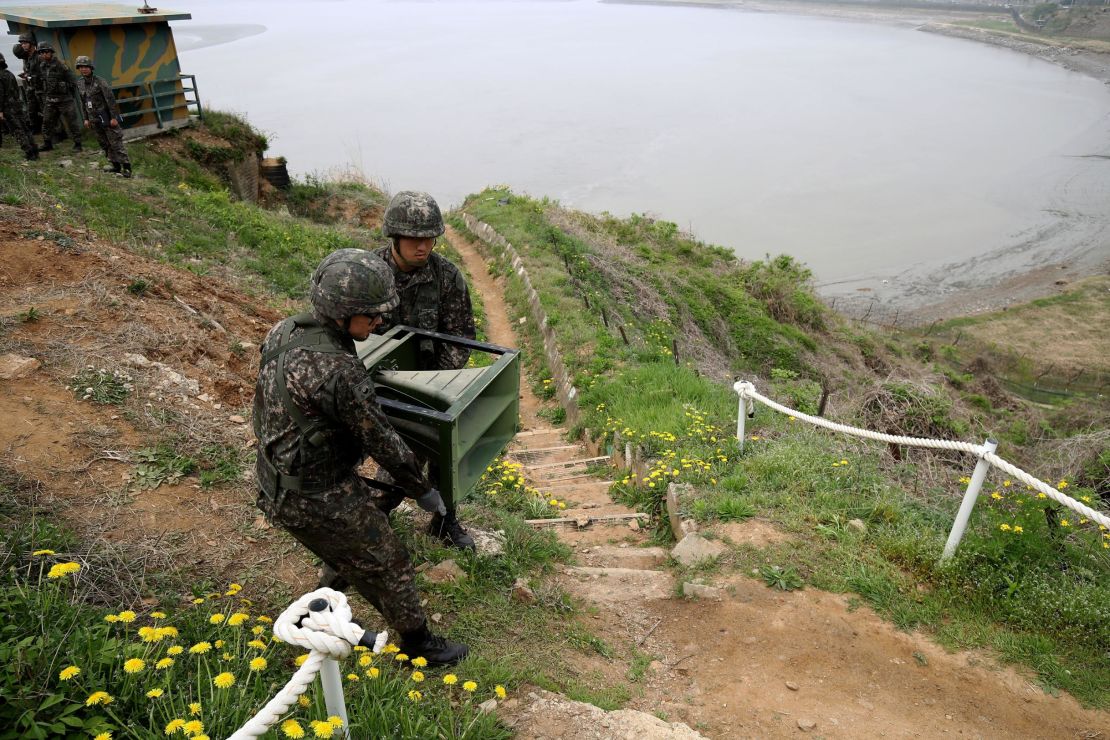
35, 42, 82, 153
75, 56, 131, 178
253, 248, 468, 667
0, 52, 39, 160
373, 190, 479, 550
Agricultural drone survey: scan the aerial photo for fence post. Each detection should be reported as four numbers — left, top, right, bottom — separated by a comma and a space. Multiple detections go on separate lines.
940, 438, 997, 562
310, 599, 351, 738
733, 381, 755, 453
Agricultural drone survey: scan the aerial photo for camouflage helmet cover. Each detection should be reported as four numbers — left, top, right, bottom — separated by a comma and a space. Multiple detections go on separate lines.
382, 191, 445, 239
75, 55, 93, 68
18, 32, 35, 44
37, 41, 54, 53
12, 43, 28, 60
310, 248, 399, 322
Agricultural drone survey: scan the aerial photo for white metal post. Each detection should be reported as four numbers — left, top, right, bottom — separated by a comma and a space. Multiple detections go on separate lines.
941, 438, 998, 562
319, 658, 350, 738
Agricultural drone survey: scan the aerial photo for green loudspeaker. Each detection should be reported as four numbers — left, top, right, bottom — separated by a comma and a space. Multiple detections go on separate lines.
357, 326, 520, 505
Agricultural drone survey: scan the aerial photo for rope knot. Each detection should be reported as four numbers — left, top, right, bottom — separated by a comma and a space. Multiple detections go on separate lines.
273, 588, 379, 660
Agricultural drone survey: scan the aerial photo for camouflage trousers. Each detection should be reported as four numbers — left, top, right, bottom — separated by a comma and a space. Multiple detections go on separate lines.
25, 90, 42, 135
42, 96, 81, 145
91, 120, 129, 166
1, 107, 38, 156
261, 475, 426, 634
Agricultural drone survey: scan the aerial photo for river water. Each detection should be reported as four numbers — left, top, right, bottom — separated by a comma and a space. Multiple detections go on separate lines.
12, 0, 1110, 308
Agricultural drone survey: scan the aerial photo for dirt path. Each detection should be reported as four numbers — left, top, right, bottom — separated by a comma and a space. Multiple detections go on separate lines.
448, 222, 1110, 738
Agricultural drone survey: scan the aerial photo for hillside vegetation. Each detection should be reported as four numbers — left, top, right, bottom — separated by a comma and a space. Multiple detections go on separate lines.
0, 116, 1107, 740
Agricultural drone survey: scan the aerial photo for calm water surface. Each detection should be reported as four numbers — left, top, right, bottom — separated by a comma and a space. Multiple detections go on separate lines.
23, 0, 1110, 301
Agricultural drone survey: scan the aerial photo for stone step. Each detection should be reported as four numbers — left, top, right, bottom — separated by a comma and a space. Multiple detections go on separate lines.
526, 455, 610, 471
575, 545, 669, 570
559, 566, 674, 605
542, 479, 614, 493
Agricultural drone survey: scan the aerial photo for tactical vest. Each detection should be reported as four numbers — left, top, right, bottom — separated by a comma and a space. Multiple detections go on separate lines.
253, 313, 352, 510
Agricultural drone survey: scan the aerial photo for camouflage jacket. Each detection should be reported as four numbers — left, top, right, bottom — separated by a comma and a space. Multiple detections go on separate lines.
373, 246, 476, 371
0, 68, 20, 116
39, 58, 76, 100
21, 51, 41, 92
253, 311, 429, 508
76, 74, 121, 123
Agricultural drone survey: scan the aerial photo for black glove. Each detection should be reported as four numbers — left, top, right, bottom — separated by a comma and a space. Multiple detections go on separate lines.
414, 487, 446, 517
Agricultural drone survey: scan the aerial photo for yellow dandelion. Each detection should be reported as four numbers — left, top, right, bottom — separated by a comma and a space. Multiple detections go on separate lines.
182, 720, 203, 736
94, 733, 112, 740
252, 625, 265, 636
327, 716, 343, 729
366, 667, 380, 679
117, 610, 136, 623
156, 658, 174, 670
382, 643, 400, 654
85, 691, 113, 706
1003, 480, 1012, 487
225, 583, 243, 596
991, 492, 1003, 501
999, 524, 1011, 532
463, 680, 478, 692
189, 702, 202, 716
346, 673, 359, 682
213, 672, 235, 688
1057, 480, 1068, 490
164, 718, 185, 735
167, 645, 184, 656
309, 720, 335, 738
47, 562, 81, 579
1060, 519, 1071, 527
281, 720, 305, 738
104, 614, 120, 623
394, 653, 409, 662
249, 657, 267, 672
228, 612, 249, 627
411, 671, 425, 682
443, 673, 458, 685
411, 656, 427, 668
32, 549, 55, 556
1013, 526, 1024, 534
256, 615, 272, 623
209, 614, 225, 625
158, 626, 179, 639
358, 654, 373, 667
151, 611, 167, 619
295, 654, 309, 666
407, 689, 423, 702
58, 665, 80, 681
147, 688, 165, 698
189, 642, 211, 655
138, 626, 160, 642
123, 658, 146, 674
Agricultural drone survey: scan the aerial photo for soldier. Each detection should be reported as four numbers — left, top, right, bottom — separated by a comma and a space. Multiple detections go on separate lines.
253, 248, 468, 667
373, 190, 479, 550
0, 52, 38, 160
74, 56, 131, 178
36, 42, 82, 152
16, 33, 43, 136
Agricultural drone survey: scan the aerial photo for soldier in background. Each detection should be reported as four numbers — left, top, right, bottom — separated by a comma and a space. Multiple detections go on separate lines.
253, 248, 468, 667
75, 56, 131, 178
374, 190, 479, 550
0, 51, 39, 160
36, 42, 81, 152
16, 33, 43, 136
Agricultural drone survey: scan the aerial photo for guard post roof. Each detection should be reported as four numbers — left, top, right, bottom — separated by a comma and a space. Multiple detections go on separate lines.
0, 4, 191, 28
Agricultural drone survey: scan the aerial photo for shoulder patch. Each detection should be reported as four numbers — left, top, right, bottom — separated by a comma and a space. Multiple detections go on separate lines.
353, 376, 376, 403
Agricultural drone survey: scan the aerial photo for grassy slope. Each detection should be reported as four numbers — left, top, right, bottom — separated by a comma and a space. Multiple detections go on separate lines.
454, 187, 1110, 707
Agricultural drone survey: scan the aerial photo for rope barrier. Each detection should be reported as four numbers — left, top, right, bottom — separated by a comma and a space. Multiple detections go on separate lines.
229, 588, 387, 740
733, 381, 1110, 533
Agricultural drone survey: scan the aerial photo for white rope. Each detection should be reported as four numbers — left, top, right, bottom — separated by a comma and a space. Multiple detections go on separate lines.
229, 588, 388, 740
733, 381, 1110, 531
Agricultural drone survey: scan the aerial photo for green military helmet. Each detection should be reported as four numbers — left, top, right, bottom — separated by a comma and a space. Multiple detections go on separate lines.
37, 42, 54, 54
382, 191, 446, 239
75, 55, 93, 68
310, 248, 399, 322
12, 43, 28, 60
18, 32, 35, 44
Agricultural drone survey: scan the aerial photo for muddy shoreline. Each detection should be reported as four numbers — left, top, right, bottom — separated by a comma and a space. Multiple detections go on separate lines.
615, 0, 1110, 323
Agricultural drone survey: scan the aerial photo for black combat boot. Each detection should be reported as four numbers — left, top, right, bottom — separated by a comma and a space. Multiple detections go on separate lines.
316, 563, 349, 593
103, 161, 121, 174
122, 163, 132, 179
428, 509, 475, 551
39, 137, 53, 152
400, 623, 468, 667
24, 147, 39, 161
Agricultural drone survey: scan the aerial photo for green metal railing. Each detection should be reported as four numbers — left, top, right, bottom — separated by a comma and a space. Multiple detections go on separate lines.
111, 73, 203, 129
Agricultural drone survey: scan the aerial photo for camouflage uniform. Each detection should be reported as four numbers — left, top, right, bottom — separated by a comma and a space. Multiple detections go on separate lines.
253, 308, 433, 634
76, 70, 129, 168
374, 246, 476, 371
19, 40, 43, 135
0, 55, 37, 159
38, 52, 81, 150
